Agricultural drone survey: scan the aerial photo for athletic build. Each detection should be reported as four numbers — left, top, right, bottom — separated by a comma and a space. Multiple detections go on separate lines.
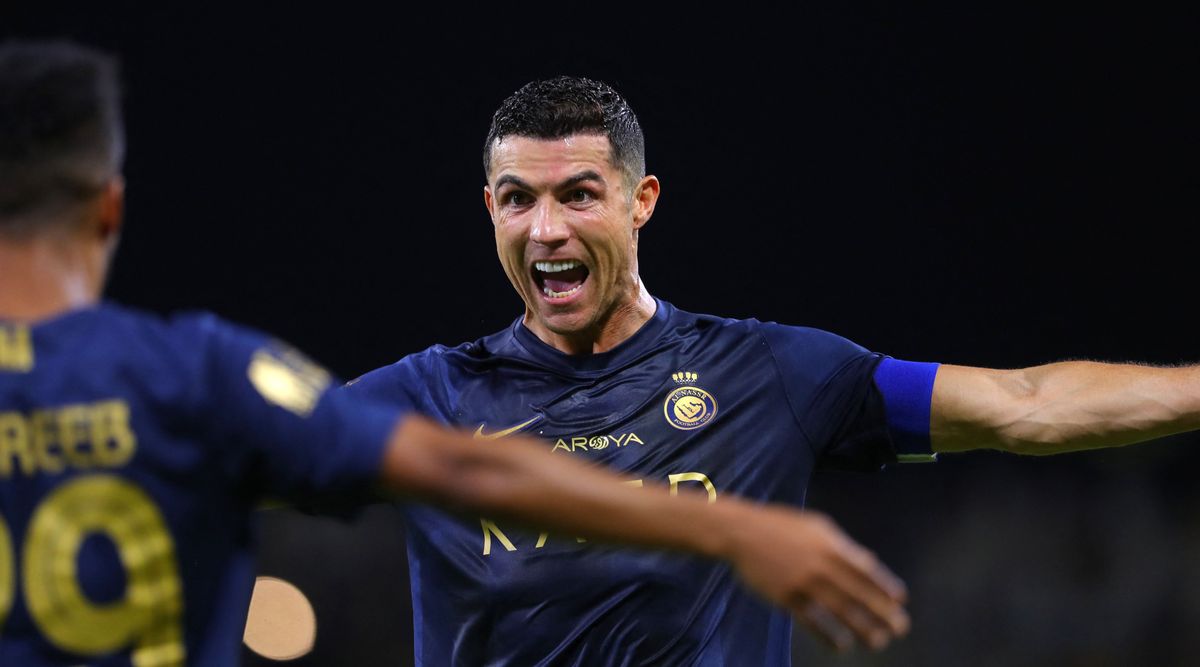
347, 76, 1200, 665
0, 44, 911, 666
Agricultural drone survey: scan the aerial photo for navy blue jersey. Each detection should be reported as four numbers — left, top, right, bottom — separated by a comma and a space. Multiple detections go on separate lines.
0, 303, 399, 666
346, 298, 937, 666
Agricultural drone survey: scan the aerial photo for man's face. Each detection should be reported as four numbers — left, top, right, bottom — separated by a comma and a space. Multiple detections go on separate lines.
484, 134, 657, 339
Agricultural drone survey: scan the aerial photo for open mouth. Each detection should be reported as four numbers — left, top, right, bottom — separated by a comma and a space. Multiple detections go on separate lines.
532, 259, 590, 299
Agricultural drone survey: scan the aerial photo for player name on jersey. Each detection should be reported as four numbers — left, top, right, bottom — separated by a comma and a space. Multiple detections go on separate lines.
0, 399, 135, 477
0, 325, 33, 372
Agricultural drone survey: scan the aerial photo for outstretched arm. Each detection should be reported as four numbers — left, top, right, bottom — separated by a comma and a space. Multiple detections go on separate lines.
931, 362, 1200, 454
381, 415, 911, 653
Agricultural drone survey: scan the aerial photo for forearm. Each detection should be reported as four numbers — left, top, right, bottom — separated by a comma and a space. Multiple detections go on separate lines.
380, 414, 911, 652
379, 414, 740, 559
932, 361, 1200, 454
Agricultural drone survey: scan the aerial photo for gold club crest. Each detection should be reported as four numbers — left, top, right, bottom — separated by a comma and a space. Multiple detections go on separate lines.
247, 344, 332, 417
664, 371, 717, 430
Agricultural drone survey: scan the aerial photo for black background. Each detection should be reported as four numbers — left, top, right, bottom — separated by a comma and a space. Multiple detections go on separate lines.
6, 5, 1200, 665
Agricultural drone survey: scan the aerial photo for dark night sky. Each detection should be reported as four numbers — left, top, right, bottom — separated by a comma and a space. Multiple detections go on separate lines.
5, 6, 1200, 665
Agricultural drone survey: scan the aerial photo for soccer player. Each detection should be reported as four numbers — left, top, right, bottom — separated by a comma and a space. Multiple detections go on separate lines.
0, 42, 915, 666
339, 74, 1200, 665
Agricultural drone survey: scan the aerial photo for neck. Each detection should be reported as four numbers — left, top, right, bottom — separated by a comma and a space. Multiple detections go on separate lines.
0, 236, 100, 323
525, 279, 658, 355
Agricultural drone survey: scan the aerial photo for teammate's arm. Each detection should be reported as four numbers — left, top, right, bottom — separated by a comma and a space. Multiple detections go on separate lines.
930, 362, 1200, 454
379, 415, 911, 653
209, 329, 908, 652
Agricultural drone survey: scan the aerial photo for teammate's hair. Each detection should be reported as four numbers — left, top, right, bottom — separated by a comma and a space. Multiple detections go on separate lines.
0, 40, 124, 237
483, 76, 645, 187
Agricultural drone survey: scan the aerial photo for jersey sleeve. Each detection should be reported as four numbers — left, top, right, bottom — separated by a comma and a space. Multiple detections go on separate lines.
758, 322, 937, 471
342, 347, 448, 419
183, 314, 403, 500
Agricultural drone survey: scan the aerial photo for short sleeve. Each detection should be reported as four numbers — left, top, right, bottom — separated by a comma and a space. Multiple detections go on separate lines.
758, 322, 896, 471
186, 315, 402, 500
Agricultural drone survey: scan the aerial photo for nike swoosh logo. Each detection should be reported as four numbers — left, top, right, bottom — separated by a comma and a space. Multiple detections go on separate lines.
473, 416, 542, 440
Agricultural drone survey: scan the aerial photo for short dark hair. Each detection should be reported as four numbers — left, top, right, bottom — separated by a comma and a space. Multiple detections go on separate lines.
0, 40, 124, 236
483, 76, 645, 187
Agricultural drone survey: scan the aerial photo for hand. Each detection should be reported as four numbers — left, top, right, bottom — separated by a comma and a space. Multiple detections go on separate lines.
722, 504, 910, 653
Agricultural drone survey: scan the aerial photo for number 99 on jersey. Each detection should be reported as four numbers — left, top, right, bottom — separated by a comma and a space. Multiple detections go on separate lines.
0, 474, 185, 666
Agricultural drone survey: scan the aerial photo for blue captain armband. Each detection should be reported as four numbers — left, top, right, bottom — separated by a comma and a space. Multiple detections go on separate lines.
873, 357, 940, 463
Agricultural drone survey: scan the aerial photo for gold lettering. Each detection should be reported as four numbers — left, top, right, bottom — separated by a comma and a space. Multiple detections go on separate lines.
477, 474, 716, 556
58, 405, 91, 470
91, 401, 136, 468
669, 472, 717, 503
532, 532, 587, 547
480, 519, 517, 555
550, 432, 644, 452
30, 412, 63, 475
0, 413, 33, 477
0, 511, 11, 629
0, 326, 33, 372
0, 401, 136, 478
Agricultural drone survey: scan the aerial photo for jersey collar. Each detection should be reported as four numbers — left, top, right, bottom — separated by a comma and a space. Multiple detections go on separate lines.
510, 297, 674, 374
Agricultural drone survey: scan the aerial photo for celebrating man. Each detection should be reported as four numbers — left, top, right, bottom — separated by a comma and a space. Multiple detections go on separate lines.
343, 75, 1200, 665
0, 43, 913, 667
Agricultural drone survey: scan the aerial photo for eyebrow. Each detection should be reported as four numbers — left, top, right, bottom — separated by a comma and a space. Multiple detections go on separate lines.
494, 170, 606, 192
494, 174, 533, 191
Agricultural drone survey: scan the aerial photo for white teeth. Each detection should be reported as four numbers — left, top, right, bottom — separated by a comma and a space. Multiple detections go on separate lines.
543, 284, 583, 298
534, 259, 582, 273
535, 259, 585, 298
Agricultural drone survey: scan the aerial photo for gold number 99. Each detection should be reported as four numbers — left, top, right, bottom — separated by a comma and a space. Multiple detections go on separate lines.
0, 474, 185, 666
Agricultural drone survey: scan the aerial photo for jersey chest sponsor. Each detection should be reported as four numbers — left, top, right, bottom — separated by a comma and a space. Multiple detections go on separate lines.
464, 369, 735, 556
478, 469, 718, 556
471, 369, 722, 451
550, 431, 645, 453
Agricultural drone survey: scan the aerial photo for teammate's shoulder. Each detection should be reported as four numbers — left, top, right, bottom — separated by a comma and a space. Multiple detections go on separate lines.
76, 301, 223, 346
91, 300, 230, 333
107, 303, 291, 371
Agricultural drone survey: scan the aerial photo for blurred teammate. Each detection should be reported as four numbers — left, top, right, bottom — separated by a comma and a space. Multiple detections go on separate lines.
0, 42, 913, 666
342, 75, 1200, 665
